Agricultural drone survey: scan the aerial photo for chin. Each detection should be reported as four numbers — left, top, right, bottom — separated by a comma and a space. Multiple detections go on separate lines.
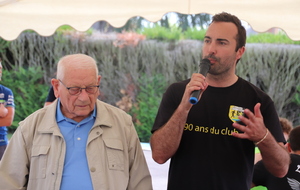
76, 110, 92, 116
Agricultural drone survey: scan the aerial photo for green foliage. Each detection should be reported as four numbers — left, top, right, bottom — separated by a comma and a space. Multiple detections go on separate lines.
247, 32, 300, 45
1, 67, 49, 132
140, 25, 183, 41
0, 39, 9, 54
237, 43, 300, 125
131, 74, 167, 142
184, 28, 206, 40
1, 32, 300, 135
140, 24, 300, 44
294, 85, 300, 105
56, 25, 94, 35
57, 25, 75, 31
19, 30, 38, 34
140, 25, 207, 41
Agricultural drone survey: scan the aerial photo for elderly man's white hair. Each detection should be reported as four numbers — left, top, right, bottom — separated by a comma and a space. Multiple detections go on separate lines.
56, 54, 98, 80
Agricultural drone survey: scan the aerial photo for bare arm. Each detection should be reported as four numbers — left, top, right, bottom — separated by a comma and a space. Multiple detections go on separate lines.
150, 73, 208, 164
0, 106, 14, 126
232, 103, 289, 177
0, 103, 8, 117
259, 140, 289, 177
150, 104, 189, 164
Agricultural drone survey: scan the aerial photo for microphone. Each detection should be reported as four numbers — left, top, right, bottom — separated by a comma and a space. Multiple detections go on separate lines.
189, 58, 211, 105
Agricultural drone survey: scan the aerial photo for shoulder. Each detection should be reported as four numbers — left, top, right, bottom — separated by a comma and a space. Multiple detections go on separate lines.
19, 103, 55, 128
238, 78, 266, 94
160, 79, 190, 105
237, 77, 274, 103
95, 100, 135, 134
169, 79, 190, 88
96, 100, 132, 120
290, 154, 300, 161
0, 85, 13, 95
14, 106, 53, 141
164, 79, 190, 96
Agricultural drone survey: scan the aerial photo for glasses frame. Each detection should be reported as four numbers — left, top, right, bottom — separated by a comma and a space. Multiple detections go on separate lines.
58, 79, 100, 96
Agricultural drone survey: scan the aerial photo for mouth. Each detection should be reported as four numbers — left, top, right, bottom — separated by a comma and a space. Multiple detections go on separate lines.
77, 105, 88, 108
208, 58, 216, 64
204, 55, 217, 64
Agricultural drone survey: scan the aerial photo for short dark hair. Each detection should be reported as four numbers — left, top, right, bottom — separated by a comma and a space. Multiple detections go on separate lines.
211, 12, 246, 52
289, 126, 300, 151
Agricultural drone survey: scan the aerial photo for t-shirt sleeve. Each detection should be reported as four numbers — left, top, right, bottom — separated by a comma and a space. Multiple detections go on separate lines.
4, 87, 14, 107
151, 80, 187, 133
260, 97, 285, 144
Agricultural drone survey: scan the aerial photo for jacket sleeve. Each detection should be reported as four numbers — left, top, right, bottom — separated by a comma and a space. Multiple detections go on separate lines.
127, 121, 153, 190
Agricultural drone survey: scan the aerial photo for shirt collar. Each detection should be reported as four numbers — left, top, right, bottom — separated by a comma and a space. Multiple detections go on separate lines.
56, 98, 97, 124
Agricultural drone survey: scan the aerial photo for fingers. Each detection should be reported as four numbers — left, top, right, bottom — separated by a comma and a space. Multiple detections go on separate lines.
187, 73, 207, 92
182, 73, 208, 108
232, 103, 267, 142
254, 103, 263, 119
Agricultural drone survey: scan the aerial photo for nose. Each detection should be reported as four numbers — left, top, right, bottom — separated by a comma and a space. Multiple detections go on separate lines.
77, 88, 90, 100
203, 41, 217, 57
207, 42, 217, 55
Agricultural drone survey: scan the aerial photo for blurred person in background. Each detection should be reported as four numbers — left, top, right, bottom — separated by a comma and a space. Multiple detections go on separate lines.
252, 125, 300, 190
44, 86, 55, 107
0, 60, 15, 160
254, 117, 293, 163
252, 117, 293, 190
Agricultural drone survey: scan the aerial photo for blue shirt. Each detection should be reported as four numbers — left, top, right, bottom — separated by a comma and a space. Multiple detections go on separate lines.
0, 85, 14, 146
56, 99, 96, 190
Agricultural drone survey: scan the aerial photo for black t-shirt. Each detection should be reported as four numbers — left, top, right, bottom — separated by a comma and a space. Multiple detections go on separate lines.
45, 86, 56, 103
253, 154, 300, 190
152, 77, 285, 190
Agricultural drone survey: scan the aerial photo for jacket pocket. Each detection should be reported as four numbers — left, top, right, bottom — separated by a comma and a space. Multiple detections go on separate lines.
103, 139, 124, 171
29, 145, 50, 179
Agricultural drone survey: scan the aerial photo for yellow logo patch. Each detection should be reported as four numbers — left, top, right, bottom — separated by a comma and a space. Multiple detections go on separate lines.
228, 105, 245, 123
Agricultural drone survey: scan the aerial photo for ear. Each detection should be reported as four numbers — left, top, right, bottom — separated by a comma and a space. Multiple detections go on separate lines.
236, 46, 245, 60
98, 75, 101, 84
287, 143, 292, 153
51, 79, 60, 98
96, 75, 101, 96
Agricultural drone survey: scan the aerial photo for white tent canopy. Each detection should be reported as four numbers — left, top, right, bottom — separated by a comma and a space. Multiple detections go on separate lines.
0, 0, 300, 41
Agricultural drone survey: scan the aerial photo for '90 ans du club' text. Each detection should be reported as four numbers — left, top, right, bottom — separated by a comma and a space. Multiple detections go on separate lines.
184, 123, 239, 136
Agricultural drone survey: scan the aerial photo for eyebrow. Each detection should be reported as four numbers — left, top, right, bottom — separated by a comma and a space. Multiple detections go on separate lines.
204, 36, 230, 43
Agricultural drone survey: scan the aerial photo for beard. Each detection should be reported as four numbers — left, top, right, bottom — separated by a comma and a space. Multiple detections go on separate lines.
204, 54, 236, 76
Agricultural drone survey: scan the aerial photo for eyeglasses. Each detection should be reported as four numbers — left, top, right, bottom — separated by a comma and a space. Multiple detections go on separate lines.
58, 79, 99, 96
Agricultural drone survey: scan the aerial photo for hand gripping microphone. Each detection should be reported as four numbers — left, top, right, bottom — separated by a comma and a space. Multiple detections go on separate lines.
189, 58, 211, 105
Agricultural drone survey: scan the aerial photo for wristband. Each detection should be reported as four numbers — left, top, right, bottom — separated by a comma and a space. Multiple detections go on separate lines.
254, 129, 269, 145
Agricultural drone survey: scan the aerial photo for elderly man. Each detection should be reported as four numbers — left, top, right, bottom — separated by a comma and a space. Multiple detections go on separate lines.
0, 54, 152, 190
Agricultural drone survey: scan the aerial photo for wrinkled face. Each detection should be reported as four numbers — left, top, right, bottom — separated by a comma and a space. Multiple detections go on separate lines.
54, 67, 101, 122
202, 22, 244, 76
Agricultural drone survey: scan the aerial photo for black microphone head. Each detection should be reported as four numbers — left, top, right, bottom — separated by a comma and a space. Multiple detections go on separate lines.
199, 58, 211, 75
